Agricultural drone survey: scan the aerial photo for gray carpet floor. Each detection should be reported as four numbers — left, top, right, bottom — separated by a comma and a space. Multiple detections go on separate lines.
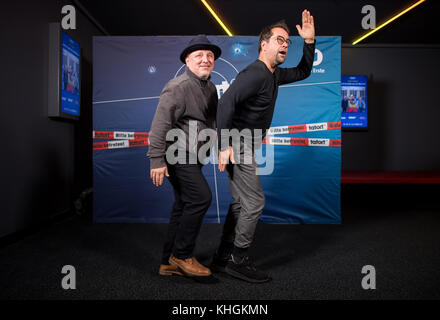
1, 197, 439, 300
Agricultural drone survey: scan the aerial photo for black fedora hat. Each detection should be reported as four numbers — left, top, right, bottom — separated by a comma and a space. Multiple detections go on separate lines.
180, 34, 221, 63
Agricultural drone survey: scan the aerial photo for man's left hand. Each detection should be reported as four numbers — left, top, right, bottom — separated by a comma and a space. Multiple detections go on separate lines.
296, 9, 315, 43
218, 146, 235, 172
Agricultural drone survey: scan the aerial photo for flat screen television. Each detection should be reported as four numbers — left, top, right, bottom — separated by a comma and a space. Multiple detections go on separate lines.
48, 23, 81, 120
341, 75, 368, 130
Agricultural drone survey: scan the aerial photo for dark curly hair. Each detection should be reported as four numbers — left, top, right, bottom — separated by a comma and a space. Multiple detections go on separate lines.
258, 20, 290, 53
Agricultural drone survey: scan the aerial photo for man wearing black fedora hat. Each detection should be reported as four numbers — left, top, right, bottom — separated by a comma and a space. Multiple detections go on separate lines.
147, 35, 221, 277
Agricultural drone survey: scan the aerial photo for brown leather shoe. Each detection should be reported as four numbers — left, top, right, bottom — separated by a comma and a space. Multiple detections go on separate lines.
158, 264, 184, 276
169, 255, 211, 276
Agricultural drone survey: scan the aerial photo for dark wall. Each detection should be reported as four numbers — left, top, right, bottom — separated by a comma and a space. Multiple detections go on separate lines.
341, 45, 440, 171
80, 0, 440, 45
1, 1, 439, 238
1, 1, 103, 238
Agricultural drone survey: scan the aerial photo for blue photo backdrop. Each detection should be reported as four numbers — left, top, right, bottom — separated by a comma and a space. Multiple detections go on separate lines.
93, 36, 341, 224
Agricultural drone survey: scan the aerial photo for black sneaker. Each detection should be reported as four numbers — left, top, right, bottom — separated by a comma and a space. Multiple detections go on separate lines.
210, 252, 231, 273
225, 255, 271, 283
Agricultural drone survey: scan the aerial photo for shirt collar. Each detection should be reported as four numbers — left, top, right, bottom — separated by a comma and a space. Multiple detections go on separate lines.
256, 59, 276, 75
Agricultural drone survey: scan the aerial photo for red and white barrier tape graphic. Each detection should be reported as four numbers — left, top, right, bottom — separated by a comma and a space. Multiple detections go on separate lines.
263, 137, 341, 147
93, 139, 149, 150
93, 121, 341, 150
93, 131, 148, 140
266, 121, 340, 135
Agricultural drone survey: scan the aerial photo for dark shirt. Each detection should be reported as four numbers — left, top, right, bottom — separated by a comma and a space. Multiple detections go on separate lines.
147, 68, 218, 168
217, 41, 315, 150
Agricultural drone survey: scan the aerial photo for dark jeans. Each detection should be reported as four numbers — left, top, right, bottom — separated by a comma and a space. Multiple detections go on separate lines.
161, 164, 212, 264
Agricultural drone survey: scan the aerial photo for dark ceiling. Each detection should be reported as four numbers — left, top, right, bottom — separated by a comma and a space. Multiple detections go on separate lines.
77, 0, 438, 44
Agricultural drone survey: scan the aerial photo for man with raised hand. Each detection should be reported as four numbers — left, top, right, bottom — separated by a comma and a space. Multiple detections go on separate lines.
213, 11, 316, 283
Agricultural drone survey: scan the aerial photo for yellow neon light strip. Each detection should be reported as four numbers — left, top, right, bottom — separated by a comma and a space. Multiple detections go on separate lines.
352, 0, 426, 45
200, 0, 233, 36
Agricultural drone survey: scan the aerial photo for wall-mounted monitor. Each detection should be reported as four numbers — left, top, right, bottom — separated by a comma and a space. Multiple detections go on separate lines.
48, 23, 81, 120
341, 75, 367, 130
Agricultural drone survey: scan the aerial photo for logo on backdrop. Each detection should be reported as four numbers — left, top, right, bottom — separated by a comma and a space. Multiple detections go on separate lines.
312, 48, 325, 74
147, 65, 157, 74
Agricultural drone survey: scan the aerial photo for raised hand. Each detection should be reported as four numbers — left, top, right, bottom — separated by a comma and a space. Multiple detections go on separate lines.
296, 10, 315, 43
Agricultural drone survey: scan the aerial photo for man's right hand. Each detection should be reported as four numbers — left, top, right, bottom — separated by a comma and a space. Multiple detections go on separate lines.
218, 146, 235, 172
150, 166, 169, 186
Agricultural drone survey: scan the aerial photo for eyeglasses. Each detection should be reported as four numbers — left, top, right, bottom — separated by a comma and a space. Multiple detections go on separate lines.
273, 36, 292, 47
